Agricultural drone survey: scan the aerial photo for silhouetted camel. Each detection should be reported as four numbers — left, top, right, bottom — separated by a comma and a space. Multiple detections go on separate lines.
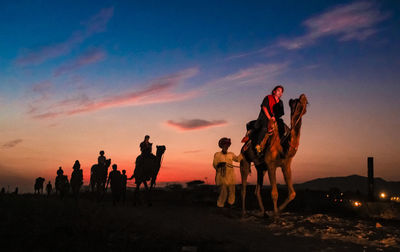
34, 177, 45, 194
90, 159, 111, 198
130, 145, 166, 205
240, 94, 308, 217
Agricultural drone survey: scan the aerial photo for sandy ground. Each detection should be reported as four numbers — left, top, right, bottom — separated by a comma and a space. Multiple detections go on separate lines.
0, 192, 399, 252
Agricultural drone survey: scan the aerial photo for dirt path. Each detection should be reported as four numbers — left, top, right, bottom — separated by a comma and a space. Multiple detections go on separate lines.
1, 195, 398, 251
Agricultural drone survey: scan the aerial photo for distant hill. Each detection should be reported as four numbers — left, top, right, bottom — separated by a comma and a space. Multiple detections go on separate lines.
294, 175, 400, 195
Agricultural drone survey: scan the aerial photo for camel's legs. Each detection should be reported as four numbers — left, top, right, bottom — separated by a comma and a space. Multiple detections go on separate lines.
240, 160, 250, 216
267, 166, 279, 215
278, 162, 296, 212
133, 183, 141, 206
255, 169, 267, 215
143, 181, 152, 206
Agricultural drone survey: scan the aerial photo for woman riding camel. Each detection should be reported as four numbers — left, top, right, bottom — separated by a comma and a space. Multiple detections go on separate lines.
253, 85, 285, 154
213, 138, 242, 208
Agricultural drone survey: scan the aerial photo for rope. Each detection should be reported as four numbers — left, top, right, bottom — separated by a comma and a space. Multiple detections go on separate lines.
280, 101, 307, 143
226, 163, 255, 169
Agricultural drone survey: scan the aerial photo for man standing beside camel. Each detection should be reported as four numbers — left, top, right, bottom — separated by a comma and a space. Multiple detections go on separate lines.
213, 138, 242, 208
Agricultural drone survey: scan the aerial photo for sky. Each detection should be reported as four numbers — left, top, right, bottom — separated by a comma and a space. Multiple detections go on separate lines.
1, 0, 400, 192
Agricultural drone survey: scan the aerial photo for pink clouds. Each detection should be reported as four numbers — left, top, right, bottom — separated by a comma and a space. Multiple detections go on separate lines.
54, 48, 106, 76
30, 68, 199, 119
15, 7, 114, 66
205, 62, 289, 91
278, 2, 389, 50
31, 81, 53, 94
82, 7, 114, 34
222, 63, 288, 84
166, 119, 227, 131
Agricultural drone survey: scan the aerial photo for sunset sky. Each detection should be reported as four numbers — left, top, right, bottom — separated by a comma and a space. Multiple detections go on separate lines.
1, 0, 399, 192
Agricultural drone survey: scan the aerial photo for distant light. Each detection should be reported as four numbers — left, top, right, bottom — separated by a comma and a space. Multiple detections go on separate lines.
380, 192, 387, 199
340, 193, 343, 196
390, 196, 400, 202
353, 201, 362, 207
340, 199, 343, 202
326, 194, 329, 198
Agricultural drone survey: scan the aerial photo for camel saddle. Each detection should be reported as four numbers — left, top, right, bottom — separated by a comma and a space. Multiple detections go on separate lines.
243, 120, 290, 154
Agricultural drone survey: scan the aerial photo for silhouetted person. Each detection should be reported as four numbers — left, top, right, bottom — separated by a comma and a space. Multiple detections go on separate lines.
98, 150, 106, 168
55, 168, 69, 199
1, 187, 5, 194
46, 181, 52, 196
106, 164, 122, 206
57, 166, 64, 176
14, 187, 18, 195
137, 135, 156, 173
140, 135, 152, 157
121, 170, 127, 204
71, 160, 83, 199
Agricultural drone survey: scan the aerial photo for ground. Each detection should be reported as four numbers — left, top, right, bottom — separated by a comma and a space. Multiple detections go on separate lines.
0, 190, 399, 251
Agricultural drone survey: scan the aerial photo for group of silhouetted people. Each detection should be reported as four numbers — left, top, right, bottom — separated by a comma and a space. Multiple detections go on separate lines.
0, 187, 18, 195
32, 135, 156, 205
106, 164, 128, 205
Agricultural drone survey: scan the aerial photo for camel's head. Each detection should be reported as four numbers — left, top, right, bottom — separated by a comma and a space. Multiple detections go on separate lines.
289, 94, 308, 126
105, 159, 111, 168
156, 145, 166, 156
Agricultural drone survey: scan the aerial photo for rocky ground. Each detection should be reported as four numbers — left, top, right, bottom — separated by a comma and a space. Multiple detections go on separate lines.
0, 190, 399, 251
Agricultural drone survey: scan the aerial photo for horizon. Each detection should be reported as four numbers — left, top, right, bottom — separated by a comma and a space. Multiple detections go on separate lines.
3, 172, 398, 194
1, 0, 400, 193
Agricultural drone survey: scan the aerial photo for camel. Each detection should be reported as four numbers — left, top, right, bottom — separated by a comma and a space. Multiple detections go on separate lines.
240, 94, 308, 217
90, 159, 111, 198
131, 145, 166, 205
34, 177, 45, 194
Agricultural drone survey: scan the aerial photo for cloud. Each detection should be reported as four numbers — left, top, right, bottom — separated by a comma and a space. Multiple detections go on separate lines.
277, 2, 389, 50
227, 2, 389, 60
54, 48, 106, 76
166, 119, 227, 131
219, 63, 288, 84
26, 81, 54, 114
29, 68, 199, 119
15, 7, 114, 66
32, 81, 53, 93
204, 62, 289, 92
2, 139, 23, 149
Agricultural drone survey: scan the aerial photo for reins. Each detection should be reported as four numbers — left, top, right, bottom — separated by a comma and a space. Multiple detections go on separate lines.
280, 100, 307, 144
